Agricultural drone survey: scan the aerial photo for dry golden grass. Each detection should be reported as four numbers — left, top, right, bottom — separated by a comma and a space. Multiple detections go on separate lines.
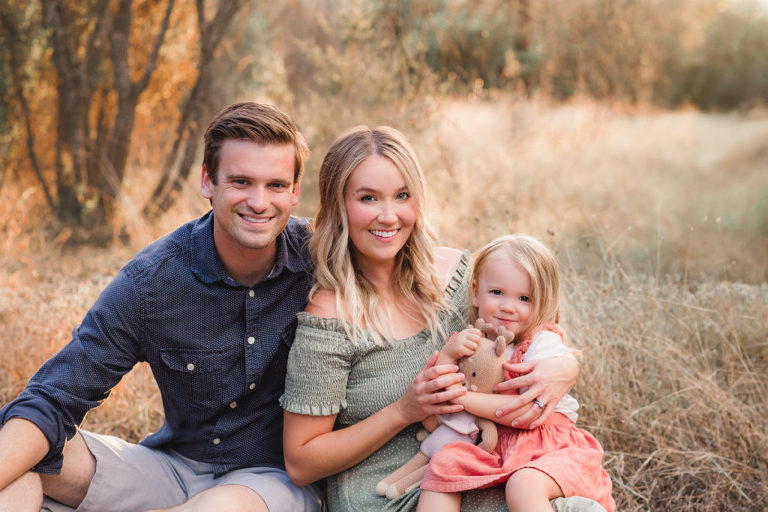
416, 96, 768, 509
1, 96, 766, 510
419, 96, 768, 283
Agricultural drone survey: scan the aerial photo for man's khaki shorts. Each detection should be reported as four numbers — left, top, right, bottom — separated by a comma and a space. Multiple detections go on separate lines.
41, 430, 322, 512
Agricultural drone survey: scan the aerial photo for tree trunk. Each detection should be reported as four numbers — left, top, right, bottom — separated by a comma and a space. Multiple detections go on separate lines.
515, 0, 533, 92
99, 0, 174, 222
0, 6, 56, 211
3, 0, 243, 235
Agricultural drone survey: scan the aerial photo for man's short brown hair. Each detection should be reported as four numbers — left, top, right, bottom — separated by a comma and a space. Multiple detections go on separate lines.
203, 102, 309, 184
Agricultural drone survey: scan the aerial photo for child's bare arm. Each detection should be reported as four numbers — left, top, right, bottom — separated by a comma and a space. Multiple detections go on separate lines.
452, 391, 535, 427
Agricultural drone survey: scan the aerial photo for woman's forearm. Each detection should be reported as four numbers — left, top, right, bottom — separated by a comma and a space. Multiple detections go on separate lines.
283, 403, 412, 487
283, 352, 468, 486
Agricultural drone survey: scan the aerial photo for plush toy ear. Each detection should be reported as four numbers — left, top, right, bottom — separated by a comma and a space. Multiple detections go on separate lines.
477, 318, 499, 340
496, 325, 515, 345
494, 337, 506, 357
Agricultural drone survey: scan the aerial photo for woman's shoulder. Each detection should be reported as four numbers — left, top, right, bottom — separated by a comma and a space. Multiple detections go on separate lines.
305, 288, 339, 318
295, 290, 353, 350
433, 246, 466, 286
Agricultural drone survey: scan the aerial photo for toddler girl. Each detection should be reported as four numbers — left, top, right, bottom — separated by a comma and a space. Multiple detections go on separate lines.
417, 234, 615, 512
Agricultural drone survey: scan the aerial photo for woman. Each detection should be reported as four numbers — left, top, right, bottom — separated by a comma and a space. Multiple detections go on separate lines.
280, 126, 588, 511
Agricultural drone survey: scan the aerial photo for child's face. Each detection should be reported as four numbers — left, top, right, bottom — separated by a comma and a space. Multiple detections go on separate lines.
472, 252, 533, 337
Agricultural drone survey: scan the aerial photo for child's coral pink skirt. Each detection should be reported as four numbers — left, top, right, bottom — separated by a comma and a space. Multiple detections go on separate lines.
421, 413, 615, 512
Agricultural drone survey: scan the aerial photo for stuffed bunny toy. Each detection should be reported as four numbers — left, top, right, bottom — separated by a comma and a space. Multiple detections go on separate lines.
375, 319, 514, 499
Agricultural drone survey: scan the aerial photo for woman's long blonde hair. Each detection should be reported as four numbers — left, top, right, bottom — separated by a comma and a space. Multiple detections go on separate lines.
471, 234, 561, 342
310, 126, 448, 345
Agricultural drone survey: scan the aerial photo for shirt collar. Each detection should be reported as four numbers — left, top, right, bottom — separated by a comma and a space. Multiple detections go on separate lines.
190, 211, 311, 285
277, 216, 313, 275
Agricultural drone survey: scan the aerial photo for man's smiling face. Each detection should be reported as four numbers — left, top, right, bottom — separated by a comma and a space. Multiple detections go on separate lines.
202, 139, 299, 256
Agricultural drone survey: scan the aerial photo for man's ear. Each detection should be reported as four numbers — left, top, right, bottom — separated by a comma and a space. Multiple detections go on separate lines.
201, 165, 213, 199
291, 180, 301, 206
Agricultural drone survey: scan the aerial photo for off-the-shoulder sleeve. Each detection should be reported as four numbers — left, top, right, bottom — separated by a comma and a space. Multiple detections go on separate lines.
280, 312, 356, 416
444, 250, 470, 301
441, 251, 471, 328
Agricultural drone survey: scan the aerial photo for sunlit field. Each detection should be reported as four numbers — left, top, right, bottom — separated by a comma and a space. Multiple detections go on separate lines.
2, 96, 767, 510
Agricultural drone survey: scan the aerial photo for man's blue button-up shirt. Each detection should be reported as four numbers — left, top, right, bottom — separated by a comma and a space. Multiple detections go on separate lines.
0, 211, 312, 475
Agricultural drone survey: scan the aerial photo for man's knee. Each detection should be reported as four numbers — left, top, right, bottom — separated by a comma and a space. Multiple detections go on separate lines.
169, 485, 268, 512
0, 472, 43, 512
40, 432, 96, 509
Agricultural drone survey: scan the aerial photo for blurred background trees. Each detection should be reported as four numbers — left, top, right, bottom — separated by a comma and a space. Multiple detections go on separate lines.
1, 0, 767, 235
0, 0, 246, 233
1, 2, 766, 509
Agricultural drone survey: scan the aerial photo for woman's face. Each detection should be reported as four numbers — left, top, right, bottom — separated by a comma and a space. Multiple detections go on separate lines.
343, 154, 417, 270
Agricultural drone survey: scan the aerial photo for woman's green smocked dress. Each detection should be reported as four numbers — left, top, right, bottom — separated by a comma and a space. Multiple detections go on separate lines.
280, 254, 604, 512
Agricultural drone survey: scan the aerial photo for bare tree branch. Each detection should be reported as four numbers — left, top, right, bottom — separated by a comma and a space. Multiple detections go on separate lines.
137, 0, 176, 93
204, 0, 245, 55
145, 0, 246, 216
111, 0, 133, 102
85, 0, 111, 90
107, 0, 176, 195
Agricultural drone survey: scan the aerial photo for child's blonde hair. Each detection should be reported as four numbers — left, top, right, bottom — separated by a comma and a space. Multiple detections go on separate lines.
471, 234, 561, 341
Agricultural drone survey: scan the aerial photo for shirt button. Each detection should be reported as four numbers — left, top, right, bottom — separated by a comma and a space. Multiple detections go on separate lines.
248, 289, 255, 298
247, 336, 255, 345
213, 438, 221, 445
186, 363, 195, 371
249, 383, 256, 390
229, 401, 237, 409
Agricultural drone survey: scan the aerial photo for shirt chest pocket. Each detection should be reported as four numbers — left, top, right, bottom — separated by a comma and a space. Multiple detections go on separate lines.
159, 348, 224, 414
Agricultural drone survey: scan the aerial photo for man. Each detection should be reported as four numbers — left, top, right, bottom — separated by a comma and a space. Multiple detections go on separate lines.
0, 103, 322, 511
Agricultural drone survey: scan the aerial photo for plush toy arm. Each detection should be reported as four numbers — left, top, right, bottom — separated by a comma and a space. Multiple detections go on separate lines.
422, 415, 440, 431
416, 415, 441, 441
375, 451, 429, 498
475, 417, 498, 453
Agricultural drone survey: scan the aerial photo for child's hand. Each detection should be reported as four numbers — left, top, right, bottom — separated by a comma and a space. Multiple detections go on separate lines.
442, 328, 481, 361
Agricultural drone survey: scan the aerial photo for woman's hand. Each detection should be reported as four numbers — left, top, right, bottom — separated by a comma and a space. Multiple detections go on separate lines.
493, 355, 579, 428
284, 352, 468, 486
394, 351, 467, 425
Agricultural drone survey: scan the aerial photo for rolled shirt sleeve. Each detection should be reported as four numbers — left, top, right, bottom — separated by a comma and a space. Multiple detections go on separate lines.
0, 268, 144, 473
2, 213, 321, 475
